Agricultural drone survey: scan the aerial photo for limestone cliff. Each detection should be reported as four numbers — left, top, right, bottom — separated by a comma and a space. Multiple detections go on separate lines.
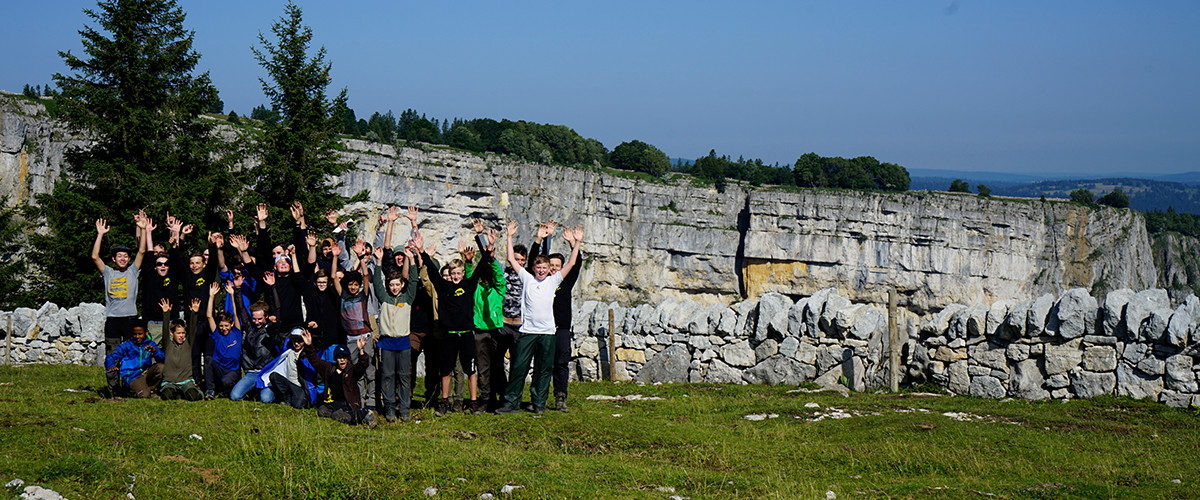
0, 95, 1159, 309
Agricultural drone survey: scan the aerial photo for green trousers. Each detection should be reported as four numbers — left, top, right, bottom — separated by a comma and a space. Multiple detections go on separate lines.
502, 333, 555, 409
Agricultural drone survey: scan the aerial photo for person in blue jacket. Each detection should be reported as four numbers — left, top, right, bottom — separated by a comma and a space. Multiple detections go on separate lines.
104, 323, 165, 398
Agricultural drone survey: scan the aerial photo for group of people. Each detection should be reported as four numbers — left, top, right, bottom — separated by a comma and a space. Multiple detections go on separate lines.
96, 202, 584, 427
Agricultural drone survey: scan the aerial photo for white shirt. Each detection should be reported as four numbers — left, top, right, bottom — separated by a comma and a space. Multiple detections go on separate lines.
517, 267, 563, 335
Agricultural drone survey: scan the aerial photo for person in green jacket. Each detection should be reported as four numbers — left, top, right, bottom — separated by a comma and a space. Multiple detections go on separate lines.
467, 218, 507, 412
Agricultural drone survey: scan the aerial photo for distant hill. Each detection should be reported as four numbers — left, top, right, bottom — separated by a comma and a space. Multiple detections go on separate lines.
992, 178, 1200, 214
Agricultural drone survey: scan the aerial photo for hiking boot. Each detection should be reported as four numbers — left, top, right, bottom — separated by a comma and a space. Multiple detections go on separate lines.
400, 413, 413, 423
469, 399, 483, 416
555, 392, 568, 412
494, 405, 520, 415
160, 386, 178, 400
533, 406, 547, 415
364, 410, 378, 429
184, 386, 203, 401
384, 406, 397, 423
435, 399, 450, 417
451, 398, 463, 413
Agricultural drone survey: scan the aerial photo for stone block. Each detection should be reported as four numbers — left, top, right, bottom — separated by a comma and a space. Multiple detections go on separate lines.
1071, 371, 1116, 398
1081, 346, 1117, 372
969, 376, 1007, 398
720, 340, 756, 367
1055, 288, 1097, 339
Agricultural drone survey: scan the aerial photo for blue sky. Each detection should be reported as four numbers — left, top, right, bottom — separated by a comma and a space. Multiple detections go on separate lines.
3, 1, 1199, 176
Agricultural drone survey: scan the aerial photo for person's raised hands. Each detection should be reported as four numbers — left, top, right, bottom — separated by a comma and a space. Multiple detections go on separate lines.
95, 218, 110, 235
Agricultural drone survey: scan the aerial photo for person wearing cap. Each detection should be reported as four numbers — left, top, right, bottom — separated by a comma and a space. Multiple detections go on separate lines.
92, 213, 147, 390
260, 329, 315, 408
301, 329, 377, 427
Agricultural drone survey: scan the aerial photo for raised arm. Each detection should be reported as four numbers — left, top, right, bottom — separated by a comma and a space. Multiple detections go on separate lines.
225, 280, 242, 331
214, 232, 229, 273
330, 242, 345, 296
206, 282, 220, 333
91, 219, 109, 272
505, 221, 522, 271
560, 225, 583, 277
159, 298, 173, 341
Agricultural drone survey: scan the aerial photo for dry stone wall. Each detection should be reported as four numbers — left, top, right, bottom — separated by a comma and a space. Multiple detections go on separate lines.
7, 286, 1200, 409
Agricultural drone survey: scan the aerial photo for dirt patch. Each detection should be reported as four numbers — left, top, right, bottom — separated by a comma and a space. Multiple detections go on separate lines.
189, 467, 220, 484
159, 455, 196, 464
452, 429, 478, 440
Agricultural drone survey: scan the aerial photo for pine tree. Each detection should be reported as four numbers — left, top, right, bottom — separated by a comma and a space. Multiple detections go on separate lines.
249, 1, 353, 224
30, 0, 233, 305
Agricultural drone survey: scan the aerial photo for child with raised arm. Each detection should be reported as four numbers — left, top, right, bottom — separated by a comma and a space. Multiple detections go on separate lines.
230, 298, 278, 402
415, 227, 491, 416
204, 281, 244, 399
468, 219, 507, 412
496, 221, 582, 414
104, 322, 163, 398
93, 215, 146, 370
158, 298, 204, 401
372, 238, 420, 422
535, 224, 585, 412
300, 330, 377, 427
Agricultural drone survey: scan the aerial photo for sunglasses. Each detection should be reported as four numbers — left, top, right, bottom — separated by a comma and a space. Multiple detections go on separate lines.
155, 261, 169, 267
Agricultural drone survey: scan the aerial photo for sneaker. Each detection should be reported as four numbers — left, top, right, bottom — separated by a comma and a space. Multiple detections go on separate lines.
400, 413, 413, 423
384, 406, 397, 423
364, 410, 378, 429
555, 392, 568, 412
494, 405, 520, 415
451, 399, 463, 413
160, 386, 178, 400
435, 399, 450, 417
184, 386, 203, 401
204, 390, 215, 401
469, 399, 483, 416
533, 406, 547, 415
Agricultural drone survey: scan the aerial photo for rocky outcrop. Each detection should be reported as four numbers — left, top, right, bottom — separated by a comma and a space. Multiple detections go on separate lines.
0, 94, 1160, 311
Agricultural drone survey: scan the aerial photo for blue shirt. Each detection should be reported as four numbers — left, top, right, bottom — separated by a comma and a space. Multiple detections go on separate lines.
211, 327, 243, 371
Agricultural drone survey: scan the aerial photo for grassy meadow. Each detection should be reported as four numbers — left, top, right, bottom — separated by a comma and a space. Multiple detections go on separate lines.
0, 364, 1198, 499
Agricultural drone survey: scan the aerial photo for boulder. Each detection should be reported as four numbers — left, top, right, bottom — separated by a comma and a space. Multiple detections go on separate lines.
1166, 305, 1193, 347
788, 297, 809, 337
720, 340, 756, 368
923, 304, 967, 336
947, 361, 969, 394
1071, 371, 1116, 398
754, 339, 779, 363
1010, 359, 1050, 400
1002, 301, 1031, 338
779, 336, 799, 358
803, 288, 835, 336
716, 307, 738, 336
834, 304, 885, 341
964, 304, 989, 338
743, 355, 815, 385
1081, 346, 1117, 372
986, 300, 1012, 337
1164, 354, 1198, 392
1043, 342, 1083, 375
702, 359, 745, 384
794, 341, 818, 365
969, 376, 1007, 398
1102, 288, 1135, 337
754, 292, 793, 341
70, 303, 107, 343
732, 300, 758, 339
1116, 363, 1164, 401
1124, 289, 1169, 338
634, 344, 690, 383
818, 294, 851, 337
1055, 288, 1097, 339
1142, 308, 1172, 343
1026, 293, 1055, 336
667, 299, 699, 334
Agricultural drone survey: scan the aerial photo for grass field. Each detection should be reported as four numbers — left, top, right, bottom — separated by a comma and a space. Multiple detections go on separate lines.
1, 364, 1198, 499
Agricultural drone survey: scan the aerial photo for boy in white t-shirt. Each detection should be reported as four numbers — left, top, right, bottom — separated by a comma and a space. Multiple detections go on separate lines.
496, 220, 581, 414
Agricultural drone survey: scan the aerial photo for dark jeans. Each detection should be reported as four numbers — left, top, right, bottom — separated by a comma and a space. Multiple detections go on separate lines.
317, 402, 369, 425
409, 330, 440, 404
269, 372, 309, 409
205, 362, 240, 395
346, 335, 376, 408
379, 348, 412, 417
476, 327, 514, 407
502, 333, 555, 409
553, 327, 573, 396
103, 316, 136, 367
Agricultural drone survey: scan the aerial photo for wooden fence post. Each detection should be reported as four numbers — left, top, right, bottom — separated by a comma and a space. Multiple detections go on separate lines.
607, 309, 618, 381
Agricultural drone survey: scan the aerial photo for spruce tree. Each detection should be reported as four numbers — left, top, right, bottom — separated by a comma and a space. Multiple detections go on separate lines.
30, 0, 233, 305
250, 2, 353, 225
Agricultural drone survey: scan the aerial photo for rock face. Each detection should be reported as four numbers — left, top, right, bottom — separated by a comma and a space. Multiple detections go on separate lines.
0, 96, 1158, 311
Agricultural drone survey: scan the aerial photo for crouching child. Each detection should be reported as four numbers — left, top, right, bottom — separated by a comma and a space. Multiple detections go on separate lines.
301, 330, 377, 427
105, 322, 164, 398
158, 298, 203, 401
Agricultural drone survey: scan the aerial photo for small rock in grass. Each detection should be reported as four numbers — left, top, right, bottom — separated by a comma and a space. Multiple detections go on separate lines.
1172, 479, 1182, 484
501, 484, 523, 494
456, 478, 467, 482
655, 486, 676, 493
20, 485, 68, 500
805, 403, 820, 408
480, 494, 495, 499
188, 434, 202, 440
5, 479, 24, 488
423, 486, 437, 496
826, 491, 837, 500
